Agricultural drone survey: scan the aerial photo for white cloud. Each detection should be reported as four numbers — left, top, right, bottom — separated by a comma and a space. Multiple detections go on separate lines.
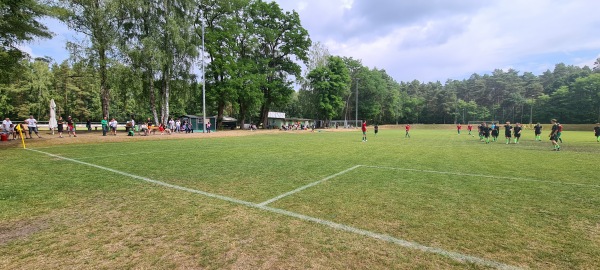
275, 0, 600, 82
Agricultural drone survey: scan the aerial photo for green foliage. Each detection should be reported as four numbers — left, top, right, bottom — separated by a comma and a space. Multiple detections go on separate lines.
0, 0, 53, 48
308, 56, 350, 121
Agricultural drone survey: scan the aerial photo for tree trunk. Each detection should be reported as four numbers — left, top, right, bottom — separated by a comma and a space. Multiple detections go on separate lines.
99, 47, 110, 119
238, 99, 246, 129
148, 70, 158, 124
259, 101, 270, 129
161, 67, 170, 125
217, 100, 225, 131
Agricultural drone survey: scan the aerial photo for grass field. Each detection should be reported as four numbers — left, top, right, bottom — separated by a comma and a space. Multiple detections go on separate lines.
1, 127, 599, 269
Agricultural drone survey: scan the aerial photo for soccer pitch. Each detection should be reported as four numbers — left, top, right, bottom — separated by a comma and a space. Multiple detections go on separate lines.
1, 128, 599, 269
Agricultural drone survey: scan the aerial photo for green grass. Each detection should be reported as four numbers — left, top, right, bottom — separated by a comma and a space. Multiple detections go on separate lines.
1, 128, 599, 269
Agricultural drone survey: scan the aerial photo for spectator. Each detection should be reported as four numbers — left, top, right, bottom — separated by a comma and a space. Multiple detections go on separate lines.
67, 116, 77, 137
101, 116, 108, 136
25, 115, 42, 138
109, 118, 118, 136
57, 116, 64, 138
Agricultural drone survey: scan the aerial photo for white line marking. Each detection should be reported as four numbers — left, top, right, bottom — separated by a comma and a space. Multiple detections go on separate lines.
362, 165, 600, 188
258, 165, 362, 206
73, 150, 180, 160
27, 149, 520, 270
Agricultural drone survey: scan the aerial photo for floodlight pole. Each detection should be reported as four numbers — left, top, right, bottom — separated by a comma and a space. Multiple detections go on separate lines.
201, 10, 206, 134
355, 78, 359, 128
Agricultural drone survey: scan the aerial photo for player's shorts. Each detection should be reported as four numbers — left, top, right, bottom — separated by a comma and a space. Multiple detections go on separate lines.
505, 133, 512, 138
515, 134, 521, 138
535, 132, 541, 135
595, 133, 600, 137
374, 130, 378, 134
550, 135, 558, 141
362, 131, 366, 135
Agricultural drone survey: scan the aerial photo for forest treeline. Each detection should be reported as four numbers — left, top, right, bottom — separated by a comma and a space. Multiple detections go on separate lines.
2, 0, 599, 127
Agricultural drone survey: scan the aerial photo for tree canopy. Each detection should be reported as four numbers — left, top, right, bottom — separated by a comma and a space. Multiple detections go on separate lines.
1, 0, 599, 126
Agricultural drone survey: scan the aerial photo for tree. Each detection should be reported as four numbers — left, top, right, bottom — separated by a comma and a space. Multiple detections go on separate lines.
308, 56, 350, 122
251, 0, 311, 127
1, 0, 54, 84
59, 0, 117, 119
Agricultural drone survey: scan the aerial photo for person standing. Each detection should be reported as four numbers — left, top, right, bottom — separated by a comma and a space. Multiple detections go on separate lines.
2, 117, 12, 133
130, 117, 136, 131
361, 120, 367, 142
478, 123, 485, 141
175, 119, 181, 133
534, 123, 543, 141
594, 123, 600, 142
67, 116, 77, 137
101, 116, 108, 136
168, 118, 175, 132
556, 122, 563, 143
467, 123, 473, 136
405, 124, 411, 138
374, 124, 378, 136
504, 121, 512, 144
457, 123, 462, 135
57, 116, 64, 138
491, 122, 500, 142
25, 115, 42, 138
206, 121, 211, 133
109, 118, 118, 136
86, 118, 92, 131
513, 123, 522, 143
482, 122, 491, 144
549, 119, 560, 151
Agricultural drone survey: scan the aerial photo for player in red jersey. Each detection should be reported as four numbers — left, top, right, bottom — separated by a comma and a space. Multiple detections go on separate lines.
457, 123, 462, 135
405, 124, 411, 138
361, 120, 367, 142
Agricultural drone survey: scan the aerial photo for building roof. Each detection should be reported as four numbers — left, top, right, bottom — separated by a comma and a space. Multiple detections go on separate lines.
268, 112, 286, 119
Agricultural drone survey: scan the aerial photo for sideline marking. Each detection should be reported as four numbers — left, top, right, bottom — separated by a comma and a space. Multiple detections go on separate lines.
258, 165, 362, 206
362, 165, 600, 188
27, 148, 520, 270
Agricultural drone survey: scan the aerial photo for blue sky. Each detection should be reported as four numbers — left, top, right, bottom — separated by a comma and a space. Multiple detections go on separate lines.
22, 0, 600, 83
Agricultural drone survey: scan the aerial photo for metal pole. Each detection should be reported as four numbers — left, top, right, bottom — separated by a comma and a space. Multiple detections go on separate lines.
201, 11, 206, 134
355, 78, 359, 128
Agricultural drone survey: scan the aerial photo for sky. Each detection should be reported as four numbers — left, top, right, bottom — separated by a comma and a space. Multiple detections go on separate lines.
22, 0, 600, 83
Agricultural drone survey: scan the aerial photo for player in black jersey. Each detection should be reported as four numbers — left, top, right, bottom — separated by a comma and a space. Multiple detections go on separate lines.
482, 122, 491, 144
492, 122, 500, 142
534, 123, 543, 141
504, 122, 512, 144
549, 119, 560, 151
594, 123, 600, 142
513, 123, 522, 144
478, 123, 484, 141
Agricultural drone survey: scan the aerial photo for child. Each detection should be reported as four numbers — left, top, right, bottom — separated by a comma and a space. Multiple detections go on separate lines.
361, 120, 367, 142
534, 123, 543, 141
513, 123, 522, 143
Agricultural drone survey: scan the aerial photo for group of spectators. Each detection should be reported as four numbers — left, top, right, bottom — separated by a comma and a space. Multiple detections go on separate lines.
1, 115, 216, 140
100, 117, 211, 136
280, 122, 312, 131
2, 115, 77, 140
